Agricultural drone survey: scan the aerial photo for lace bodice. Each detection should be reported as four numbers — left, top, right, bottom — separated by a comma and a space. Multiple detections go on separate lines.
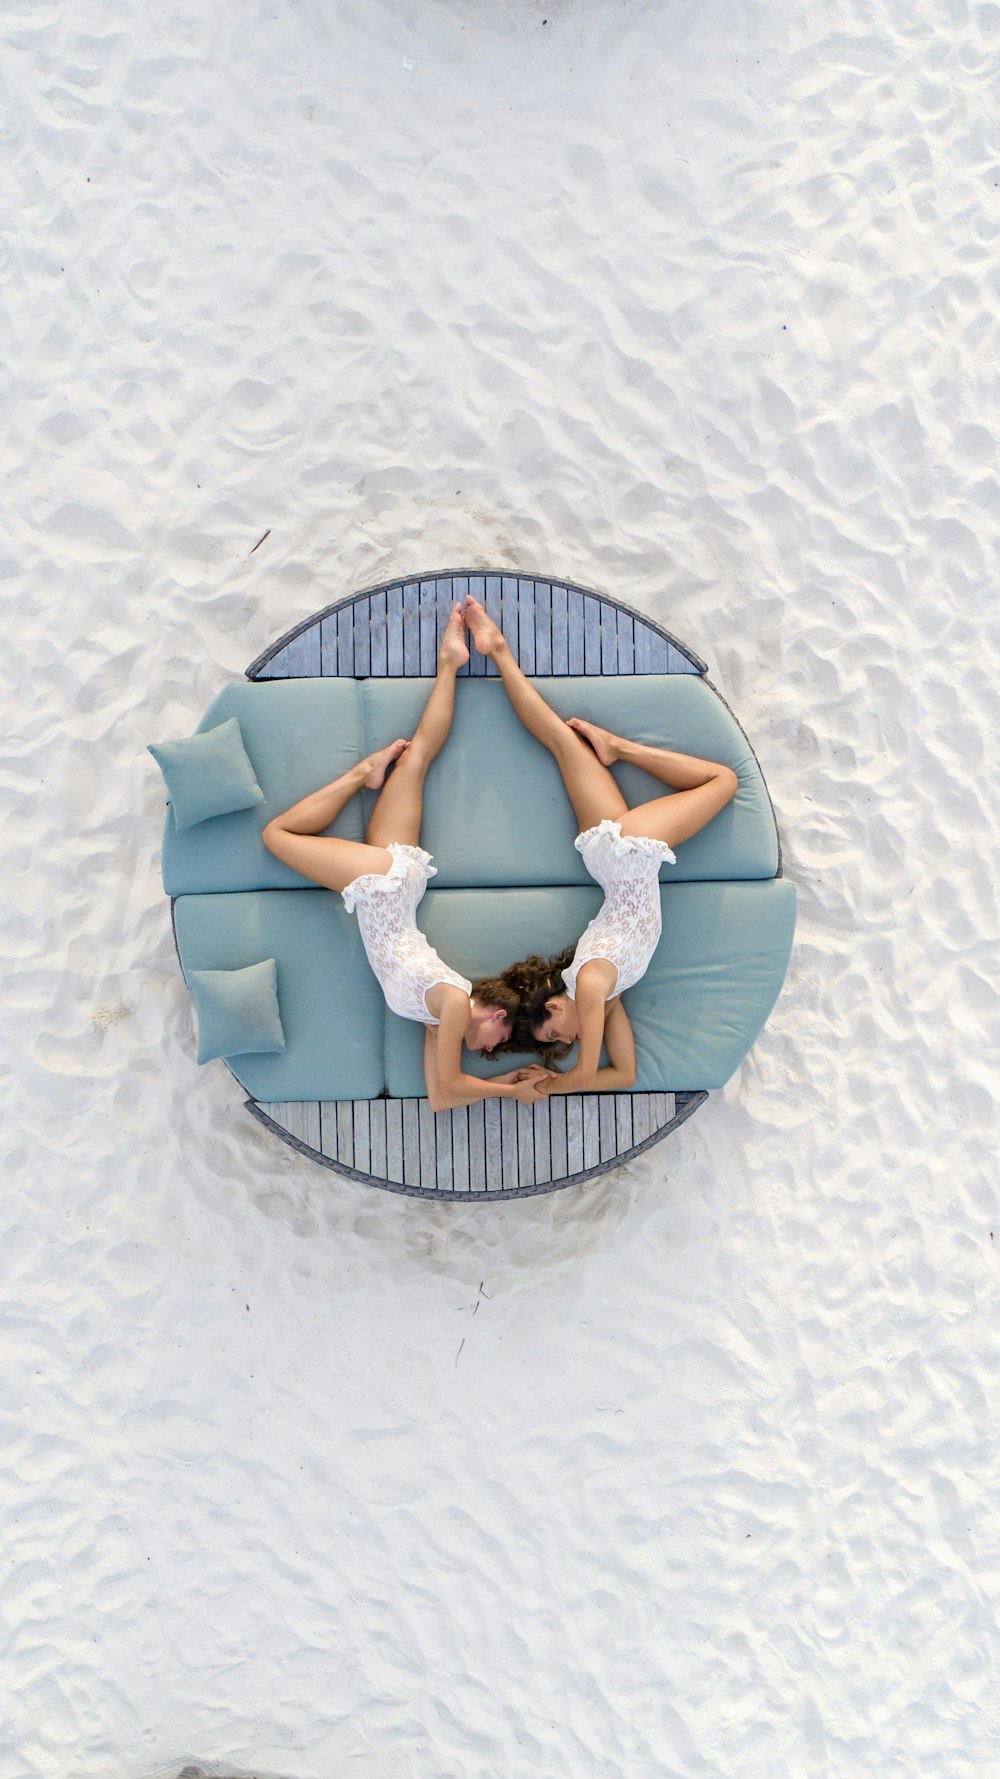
562, 819, 676, 1001
342, 844, 471, 1024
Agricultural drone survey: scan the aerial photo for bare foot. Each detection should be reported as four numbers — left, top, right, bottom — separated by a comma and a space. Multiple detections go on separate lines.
566, 717, 620, 766
363, 738, 410, 788
463, 595, 506, 658
438, 603, 470, 670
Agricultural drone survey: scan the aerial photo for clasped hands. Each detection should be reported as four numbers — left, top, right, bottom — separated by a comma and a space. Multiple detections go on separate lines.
492, 1064, 556, 1103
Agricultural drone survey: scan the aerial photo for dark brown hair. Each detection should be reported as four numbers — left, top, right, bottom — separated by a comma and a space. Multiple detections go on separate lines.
468, 973, 522, 1056
501, 944, 578, 1066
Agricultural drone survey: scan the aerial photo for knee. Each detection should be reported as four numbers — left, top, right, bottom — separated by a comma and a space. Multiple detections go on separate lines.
718, 765, 739, 803
262, 818, 282, 856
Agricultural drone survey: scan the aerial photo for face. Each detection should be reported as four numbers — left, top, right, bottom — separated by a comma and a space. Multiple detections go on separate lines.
533, 995, 579, 1046
467, 1005, 514, 1054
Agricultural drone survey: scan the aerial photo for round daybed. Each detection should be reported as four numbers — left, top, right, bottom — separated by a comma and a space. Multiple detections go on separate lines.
159, 571, 796, 1199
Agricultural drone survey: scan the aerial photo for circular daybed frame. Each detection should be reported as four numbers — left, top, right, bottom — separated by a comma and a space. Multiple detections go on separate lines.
192, 569, 785, 1200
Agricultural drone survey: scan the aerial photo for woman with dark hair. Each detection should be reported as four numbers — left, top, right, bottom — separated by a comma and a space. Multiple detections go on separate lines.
463, 594, 738, 1097
262, 604, 549, 1112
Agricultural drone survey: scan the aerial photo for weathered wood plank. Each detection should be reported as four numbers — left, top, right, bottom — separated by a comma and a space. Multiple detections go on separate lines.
336, 1100, 355, 1167
599, 1095, 617, 1162
601, 601, 619, 674
566, 1096, 584, 1176
668, 642, 699, 674
644, 628, 670, 672
319, 615, 338, 676
568, 590, 585, 673
402, 580, 420, 674
649, 1092, 671, 1134
419, 1100, 437, 1188
631, 1093, 650, 1147
483, 1099, 503, 1189
582, 1095, 601, 1170
467, 574, 487, 676
616, 608, 635, 675
385, 1099, 404, 1182
484, 575, 502, 677
333, 603, 353, 676
270, 1101, 321, 1149
500, 1099, 519, 1189
277, 628, 321, 677
451, 1107, 470, 1192
318, 1102, 338, 1159
549, 1095, 567, 1180
402, 1099, 421, 1183
353, 1100, 371, 1175
419, 579, 438, 674
533, 1100, 552, 1182
353, 595, 372, 676
436, 577, 454, 673
533, 581, 552, 674
516, 1102, 536, 1188
517, 577, 536, 675
468, 1100, 487, 1189
615, 1094, 633, 1157
386, 584, 404, 676
551, 582, 570, 674
370, 590, 388, 676
634, 619, 652, 675
434, 1110, 454, 1191
369, 1099, 387, 1179
583, 596, 602, 674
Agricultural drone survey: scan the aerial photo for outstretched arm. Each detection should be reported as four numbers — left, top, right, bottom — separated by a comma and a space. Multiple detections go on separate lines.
540, 967, 637, 1096
424, 994, 550, 1112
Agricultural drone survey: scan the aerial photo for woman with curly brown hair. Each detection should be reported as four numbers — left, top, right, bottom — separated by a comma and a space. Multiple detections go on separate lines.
463, 594, 738, 1097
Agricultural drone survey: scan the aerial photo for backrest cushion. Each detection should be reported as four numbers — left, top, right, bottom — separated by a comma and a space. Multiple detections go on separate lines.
361, 675, 778, 888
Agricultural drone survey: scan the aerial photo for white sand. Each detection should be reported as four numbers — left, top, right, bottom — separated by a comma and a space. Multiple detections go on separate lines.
3, 0, 998, 1774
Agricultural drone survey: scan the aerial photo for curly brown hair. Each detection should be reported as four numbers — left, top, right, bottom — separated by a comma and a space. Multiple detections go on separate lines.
500, 943, 578, 1067
468, 972, 523, 1056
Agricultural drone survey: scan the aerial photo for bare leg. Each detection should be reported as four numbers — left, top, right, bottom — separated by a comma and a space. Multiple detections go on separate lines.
566, 717, 738, 851
464, 595, 627, 831
365, 604, 470, 848
262, 741, 410, 891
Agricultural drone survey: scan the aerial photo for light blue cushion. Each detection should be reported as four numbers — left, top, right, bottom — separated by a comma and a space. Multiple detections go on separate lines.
188, 959, 285, 1064
361, 675, 778, 889
383, 879, 796, 1096
161, 680, 366, 895
173, 889, 385, 1100
149, 717, 265, 832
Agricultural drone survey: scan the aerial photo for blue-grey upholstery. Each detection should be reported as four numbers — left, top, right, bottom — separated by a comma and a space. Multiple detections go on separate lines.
173, 889, 385, 1101
165, 673, 794, 1101
383, 881, 797, 1096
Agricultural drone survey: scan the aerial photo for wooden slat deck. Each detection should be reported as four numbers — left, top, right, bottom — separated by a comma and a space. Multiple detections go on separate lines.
246, 569, 705, 681
236, 568, 710, 1198
248, 1092, 708, 1201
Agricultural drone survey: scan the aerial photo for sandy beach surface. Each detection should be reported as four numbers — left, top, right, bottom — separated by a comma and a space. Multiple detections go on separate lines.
3, 0, 998, 1774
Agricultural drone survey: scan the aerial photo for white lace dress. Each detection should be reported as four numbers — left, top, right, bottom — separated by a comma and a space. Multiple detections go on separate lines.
562, 819, 676, 1002
341, 844, 471, 1024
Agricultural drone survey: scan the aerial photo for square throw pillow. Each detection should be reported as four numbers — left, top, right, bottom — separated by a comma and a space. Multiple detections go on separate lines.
148, 717, 266, 831
187, 959, 286, 1064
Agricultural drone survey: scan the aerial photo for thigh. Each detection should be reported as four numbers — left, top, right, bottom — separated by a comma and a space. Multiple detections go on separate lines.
265, 829, 392, 893
365, 751, 427, 850
554, 731, 628, 833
